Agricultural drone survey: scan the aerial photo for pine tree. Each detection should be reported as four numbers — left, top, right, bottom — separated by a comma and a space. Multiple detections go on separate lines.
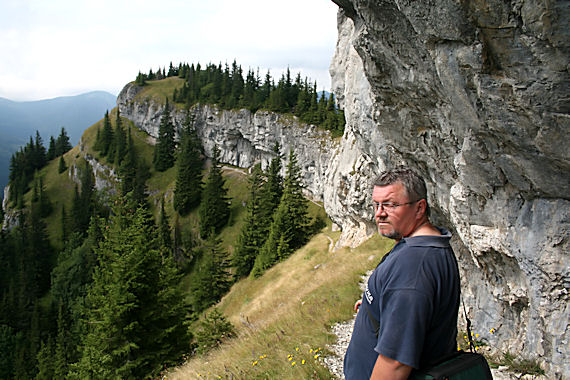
75, 196, 190, 379
70, 161, 95, 236
198, 145, 229, 237
55, 127, 72, 157
252, 149, 309, 277
33, 131, 47, 169
53, 304, 73, 379
173, 110, 203, 215
119, 127, 137, 195
37, 176, 52, 218
232, 164, 265, 278
51, 218, 101, 311
47, 136, 57, 161
153, 99, 176, 172
191, 233, 232, 312
58, 155, 67, 174
113, 110, 127, 165
258, 142, 283, 230
99, 111, 114, 157
26, 204, 53, 298
158, 197, 172, 257
35, 337, 55, 380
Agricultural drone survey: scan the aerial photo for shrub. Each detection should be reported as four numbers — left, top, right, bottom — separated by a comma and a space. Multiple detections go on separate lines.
194, 309, 235, 355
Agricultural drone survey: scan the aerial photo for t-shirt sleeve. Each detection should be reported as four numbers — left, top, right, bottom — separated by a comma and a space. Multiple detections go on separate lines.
374, 288, 432, 368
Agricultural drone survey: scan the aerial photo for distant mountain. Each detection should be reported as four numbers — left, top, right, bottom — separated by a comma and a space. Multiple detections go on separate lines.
0, 91, 117, 199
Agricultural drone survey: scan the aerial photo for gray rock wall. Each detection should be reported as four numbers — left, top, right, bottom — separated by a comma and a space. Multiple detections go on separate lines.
330, 1, 569, 377
118, 84, 339, 202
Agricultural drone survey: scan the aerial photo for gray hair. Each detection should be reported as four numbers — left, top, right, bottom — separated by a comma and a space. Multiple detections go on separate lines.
373, 168, 430, 217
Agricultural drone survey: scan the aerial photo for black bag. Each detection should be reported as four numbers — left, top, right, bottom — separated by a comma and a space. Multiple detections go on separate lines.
409, 351, 493, 380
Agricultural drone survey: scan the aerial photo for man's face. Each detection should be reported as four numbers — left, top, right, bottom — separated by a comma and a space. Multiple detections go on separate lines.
372, 182, 418, 240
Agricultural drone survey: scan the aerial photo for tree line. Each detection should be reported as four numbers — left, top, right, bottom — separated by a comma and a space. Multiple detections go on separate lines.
136, 60, 346, 137
0, 102, 324, 378
8, 128, 72, 208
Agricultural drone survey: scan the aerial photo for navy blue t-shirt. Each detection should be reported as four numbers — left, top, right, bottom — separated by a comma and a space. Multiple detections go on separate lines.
344, 228, 460, 379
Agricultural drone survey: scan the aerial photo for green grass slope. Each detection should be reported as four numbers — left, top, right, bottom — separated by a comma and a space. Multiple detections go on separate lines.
166, 232, 393, 379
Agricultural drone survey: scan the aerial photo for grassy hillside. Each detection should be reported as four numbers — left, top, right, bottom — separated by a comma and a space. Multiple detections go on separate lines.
166, 232, 393, 379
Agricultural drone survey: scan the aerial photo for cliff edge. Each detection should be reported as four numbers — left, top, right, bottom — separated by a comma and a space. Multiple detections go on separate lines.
329, 0, 568, 377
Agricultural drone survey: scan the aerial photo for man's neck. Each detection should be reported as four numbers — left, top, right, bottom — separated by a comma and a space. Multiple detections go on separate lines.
406, 219, 440, 238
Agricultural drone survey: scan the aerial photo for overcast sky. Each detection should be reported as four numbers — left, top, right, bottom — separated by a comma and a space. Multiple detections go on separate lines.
0, 0, 339, 101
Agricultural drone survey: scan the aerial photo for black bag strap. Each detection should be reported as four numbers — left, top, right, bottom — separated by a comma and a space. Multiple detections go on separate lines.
366, 303, 380, 338
462, 299, 476, 353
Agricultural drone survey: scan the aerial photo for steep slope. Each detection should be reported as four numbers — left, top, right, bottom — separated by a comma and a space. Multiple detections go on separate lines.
166, 231, 392, 379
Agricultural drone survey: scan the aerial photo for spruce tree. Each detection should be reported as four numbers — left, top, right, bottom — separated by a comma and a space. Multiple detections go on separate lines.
53, 304, 73, 379
173, 110, 203, 215
191, 233, 232, 312
232, 164, 265, 278
33, 131, 47, 169
258, 142, 283, 230
99, 111, 114, 157
198, 145, 229, 237
158, 197, 172, 257
55, 127, 72, 157
47, 136, 57, 161
119, 127, 137, 196
35, 337, 55, 380
75, 196, 190, 379
58, 155, 67, 174
153, 99, 176, 172
251, 149, 309, 277
70, 161, 95, 236
113, 110, 127, 166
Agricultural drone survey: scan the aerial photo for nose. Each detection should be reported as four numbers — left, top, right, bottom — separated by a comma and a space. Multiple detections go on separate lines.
375, 204, 387, 218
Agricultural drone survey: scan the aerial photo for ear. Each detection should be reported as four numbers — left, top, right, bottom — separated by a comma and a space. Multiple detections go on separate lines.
415, 199, 427, 219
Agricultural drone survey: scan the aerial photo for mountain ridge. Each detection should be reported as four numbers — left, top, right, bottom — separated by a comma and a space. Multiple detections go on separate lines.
0, 91, 117, 198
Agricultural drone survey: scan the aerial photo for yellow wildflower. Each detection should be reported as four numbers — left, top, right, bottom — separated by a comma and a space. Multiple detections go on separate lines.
291, 361, 296, 366
302, 359, 306, 365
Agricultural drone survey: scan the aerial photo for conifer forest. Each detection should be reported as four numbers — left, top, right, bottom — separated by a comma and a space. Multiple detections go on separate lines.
0, 61, 330, 379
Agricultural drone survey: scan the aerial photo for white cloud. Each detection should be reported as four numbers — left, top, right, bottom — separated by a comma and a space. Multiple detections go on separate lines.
0, 0, 339, 101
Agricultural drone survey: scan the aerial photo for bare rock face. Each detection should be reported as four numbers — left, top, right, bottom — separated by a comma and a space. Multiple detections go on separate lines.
117, 84, 339, 202
329, 0, 569, 377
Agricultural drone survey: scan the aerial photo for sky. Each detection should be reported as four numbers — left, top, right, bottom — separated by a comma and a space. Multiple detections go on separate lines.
0, 0, 340, 101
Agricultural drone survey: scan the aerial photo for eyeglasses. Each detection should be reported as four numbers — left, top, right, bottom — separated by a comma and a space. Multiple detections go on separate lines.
373, 199, 421, 213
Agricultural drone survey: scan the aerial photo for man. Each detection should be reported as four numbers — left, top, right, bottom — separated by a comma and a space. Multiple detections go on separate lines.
344, 168, 460, 380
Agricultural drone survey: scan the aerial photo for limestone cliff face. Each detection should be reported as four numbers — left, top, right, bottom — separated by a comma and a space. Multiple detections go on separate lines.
329, 0, 569, 377
118, 84, 339, 202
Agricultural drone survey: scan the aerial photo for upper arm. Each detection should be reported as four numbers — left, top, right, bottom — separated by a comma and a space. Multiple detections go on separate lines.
370, 353, 412, 380
375, 288, 432, 367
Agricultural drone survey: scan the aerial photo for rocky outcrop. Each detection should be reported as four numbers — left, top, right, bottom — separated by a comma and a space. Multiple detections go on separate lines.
1, 185, 20, 230
118, 84, 339, 202
329, 1, 569, 377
